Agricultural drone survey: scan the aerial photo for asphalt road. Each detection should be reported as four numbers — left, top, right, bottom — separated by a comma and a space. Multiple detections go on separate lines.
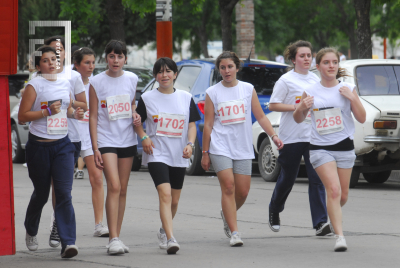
1, 164, 400, 268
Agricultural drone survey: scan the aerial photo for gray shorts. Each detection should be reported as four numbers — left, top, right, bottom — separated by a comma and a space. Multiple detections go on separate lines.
309, 149, 356, 169
209, 154, 252, 175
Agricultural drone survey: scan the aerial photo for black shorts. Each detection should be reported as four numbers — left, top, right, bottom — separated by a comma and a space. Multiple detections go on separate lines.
148, 162, 186, 190
99, 145, 137, 158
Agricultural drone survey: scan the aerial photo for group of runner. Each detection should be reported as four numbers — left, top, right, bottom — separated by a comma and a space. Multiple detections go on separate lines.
19, 37, 365, 259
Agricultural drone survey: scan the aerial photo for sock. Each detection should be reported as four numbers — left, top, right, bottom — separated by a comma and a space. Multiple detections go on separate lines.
231, 231, 238, 236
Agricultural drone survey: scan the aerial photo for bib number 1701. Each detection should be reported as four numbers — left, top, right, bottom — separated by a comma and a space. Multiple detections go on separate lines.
218, 104, 244, 117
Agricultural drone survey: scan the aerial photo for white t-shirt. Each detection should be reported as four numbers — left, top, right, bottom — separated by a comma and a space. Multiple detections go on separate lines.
32, 69, 85, 142
78, 83, 91, 151
90, 71, 138, 148
141, 89, 192, 167
27, 76, 71, 140
305, 81, 356, 146
206, 81, 254, 160
270, 70, 319, 144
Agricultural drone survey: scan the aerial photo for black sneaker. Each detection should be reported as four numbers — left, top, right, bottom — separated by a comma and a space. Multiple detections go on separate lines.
315, 222, 333, 236
49, 220, 61, 247
268, 211, 280, 232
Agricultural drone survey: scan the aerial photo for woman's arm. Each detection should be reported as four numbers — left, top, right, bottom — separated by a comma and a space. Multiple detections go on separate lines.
183, 122, 197, 158
269, 103, 298, 112
88, 85, 103, 170
251, 89, 283, 150
293, 91, 313, 123
73, 91, 88, 111
201, 94, 215, 171
339, 86, 366, 124
18, 85, 60, 122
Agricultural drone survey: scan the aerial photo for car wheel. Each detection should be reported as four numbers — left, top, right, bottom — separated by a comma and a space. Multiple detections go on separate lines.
258, 138, 281, 182
11, 124, 25, 163
363, 170, 391, 184
349, 167, 361, 188
186, 138, 205, 176
131, 156, 141, 171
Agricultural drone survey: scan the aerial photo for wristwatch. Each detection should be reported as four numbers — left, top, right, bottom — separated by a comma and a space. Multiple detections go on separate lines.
187, 142, 195, 150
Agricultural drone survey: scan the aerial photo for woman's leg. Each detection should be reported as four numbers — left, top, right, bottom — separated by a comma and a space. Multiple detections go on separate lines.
77, 157, 85, 171
171, 189, 182, 219
102, 153, 121, 240
85, 155, 104, 224
217, 168, 238, 233
314, 161, 344, 236
234, 174, 251, 211
116, 156, 133, 237
157, 183, 174, 239
337, 168, 352, 207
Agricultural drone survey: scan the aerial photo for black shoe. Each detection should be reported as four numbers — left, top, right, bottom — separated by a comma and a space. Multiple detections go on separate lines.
268, 211, 280, 232
49, 220, 61, 247
315, 222, 333, 236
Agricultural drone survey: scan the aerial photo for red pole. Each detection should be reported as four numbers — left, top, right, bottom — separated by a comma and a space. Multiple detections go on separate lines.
384, 38, 387, 59
157, 21, 173, 59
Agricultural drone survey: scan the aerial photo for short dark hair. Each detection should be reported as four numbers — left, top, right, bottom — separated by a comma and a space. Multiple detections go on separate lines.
44, 36, 65, 49
32, 46, 57, 71
215, 51, 242, 71
73, 47, 96, 66
105, 40, 127, 59
152, 57, 178, 77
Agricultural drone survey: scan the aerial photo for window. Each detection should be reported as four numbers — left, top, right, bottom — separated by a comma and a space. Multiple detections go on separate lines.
237, 67, 285, 95
174, 66, 201, 92
356, 65, 400, 95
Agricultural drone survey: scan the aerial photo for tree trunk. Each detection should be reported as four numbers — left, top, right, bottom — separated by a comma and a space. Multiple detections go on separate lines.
197, 26, 209, 58
349, 26, 359, 59
354, 0, 372, 59
105, 0, 125, 42
219, 0, 239, 51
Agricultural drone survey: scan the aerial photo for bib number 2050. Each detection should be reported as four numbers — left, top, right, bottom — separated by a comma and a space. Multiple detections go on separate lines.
106, 94, 132, 121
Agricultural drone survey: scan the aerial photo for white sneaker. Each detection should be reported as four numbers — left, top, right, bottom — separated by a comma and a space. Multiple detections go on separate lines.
220, 209, 231, 238
25, 232, 38, 251
334, 235, 347, 252
119, 240, 129, 253
61, 245, 78, 258
157, 228, 167, 249
166, 237, 180, 254
106, 238, 124, 255
22, 163, 27, 168
230, 232, 243, 247
74, 170, 84, 179
93, 222, 109, 237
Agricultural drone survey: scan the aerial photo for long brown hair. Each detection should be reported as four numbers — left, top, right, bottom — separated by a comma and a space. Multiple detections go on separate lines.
316, 47, 349, 79
283, 40, 313, 71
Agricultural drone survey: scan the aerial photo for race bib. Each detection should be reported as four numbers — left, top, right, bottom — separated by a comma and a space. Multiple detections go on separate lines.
217, 99, 246, 125
156, 112, 185, 138
304, 110, 312, 124
314, 107, 344, 135
79, 109, 90, 123
47, 110, 68, 135
106, 94, 132, 121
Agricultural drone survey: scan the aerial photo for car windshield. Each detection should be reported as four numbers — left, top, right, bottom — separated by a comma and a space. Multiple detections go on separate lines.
356, 65, 400, 95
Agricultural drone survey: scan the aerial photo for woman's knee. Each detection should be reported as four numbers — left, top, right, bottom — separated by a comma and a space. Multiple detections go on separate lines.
107, 180, 121, 195
159, 189, 172, 203
327, 184, 341, 200
236, 187, 249, 200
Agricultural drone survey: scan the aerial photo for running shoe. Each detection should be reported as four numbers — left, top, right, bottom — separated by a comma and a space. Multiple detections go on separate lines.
106, 238, 125, 255
22, 163, 27, 168
74, 170, 84, 179
229, 232, 243, 247
220, 209, 231, 238
268, 211, 280, 232
61, 245, 79, 258
334, 235, 347, 252
315, 222, 333, 236
157, 227, 167, 249
49, 220, 61, 248
26, 232, 38, 251
93, 222, 109, 237
119, 240, 129, 253
166, 237, 180, 254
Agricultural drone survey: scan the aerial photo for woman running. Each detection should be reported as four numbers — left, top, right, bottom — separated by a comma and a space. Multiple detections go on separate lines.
74, 47, 109, 237
267, 40, 329, 236
134, 57, 201, 254
89, 40, 141, 255
201, 51, 284, 247
293, 47, 366, 251
19, 45, 84, 258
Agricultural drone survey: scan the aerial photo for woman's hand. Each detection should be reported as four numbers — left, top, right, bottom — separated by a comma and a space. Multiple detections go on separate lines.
74, 107, 84, 120
49, 101, 61, 115
94, 150, 104, 170
201, 153, 211, 171
299, 96, 314, 110
272, 136, 284, 150
132, 112, 141, 126
142, 137, 155, 155
339, 86, 354, 101
182, 145, 192, 159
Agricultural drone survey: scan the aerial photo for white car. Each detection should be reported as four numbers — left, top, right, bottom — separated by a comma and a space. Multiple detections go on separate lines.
253, 59, 400, 188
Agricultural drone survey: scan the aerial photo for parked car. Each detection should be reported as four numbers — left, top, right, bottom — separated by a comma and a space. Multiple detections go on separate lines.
252, 59, 400, 188
142, 58, 287, 175
9, 66, 153, 170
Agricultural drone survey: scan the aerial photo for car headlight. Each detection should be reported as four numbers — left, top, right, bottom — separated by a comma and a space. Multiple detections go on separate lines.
373, 120, 397, 129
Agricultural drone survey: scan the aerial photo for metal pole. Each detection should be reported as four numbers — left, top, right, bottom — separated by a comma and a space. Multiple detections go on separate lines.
156, 0, 173, 59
